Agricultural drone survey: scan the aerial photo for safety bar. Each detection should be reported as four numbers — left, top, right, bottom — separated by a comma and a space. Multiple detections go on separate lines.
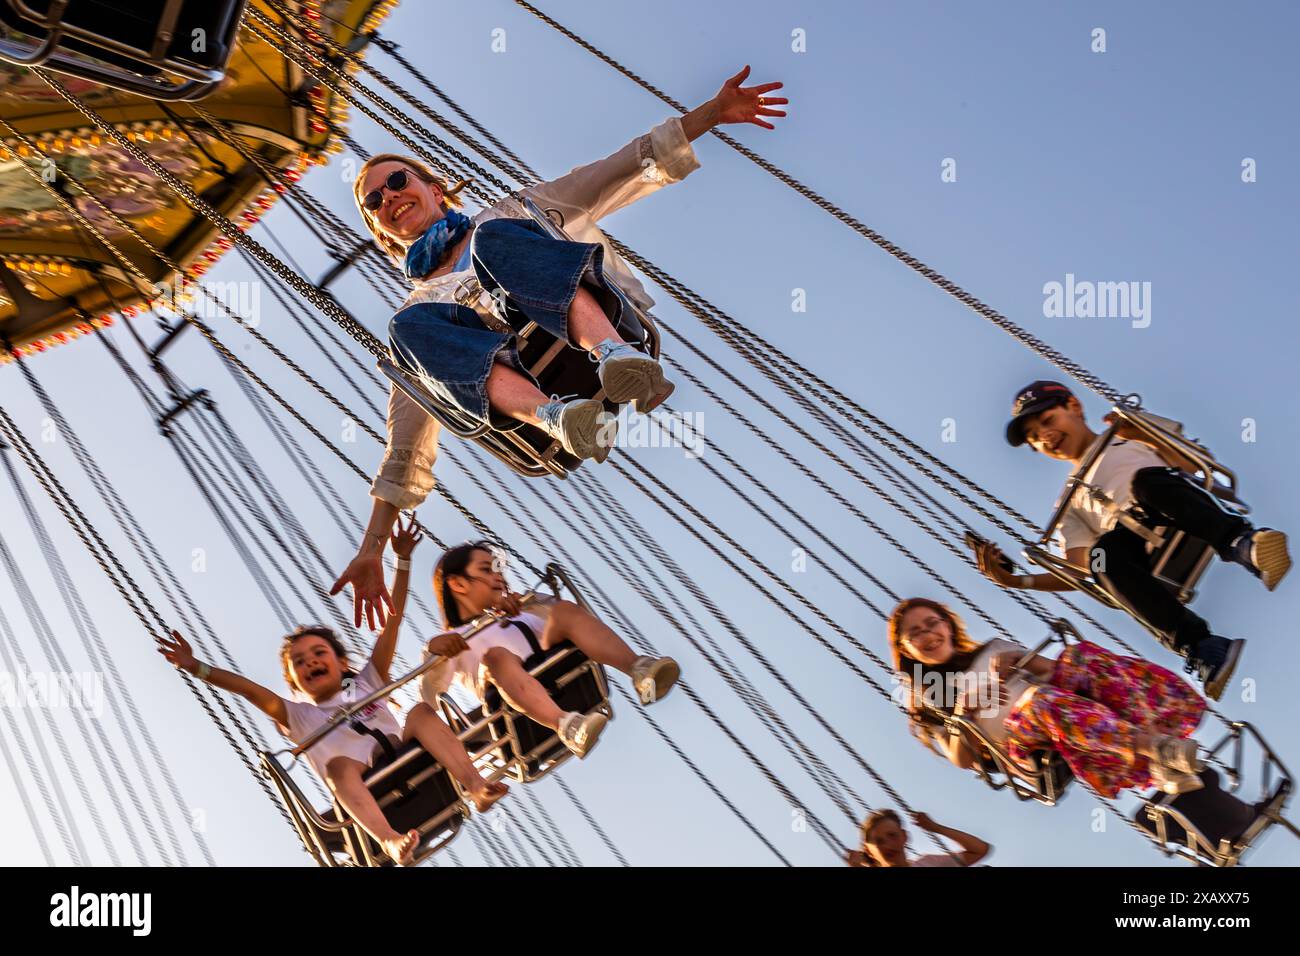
282, 587, 543, 761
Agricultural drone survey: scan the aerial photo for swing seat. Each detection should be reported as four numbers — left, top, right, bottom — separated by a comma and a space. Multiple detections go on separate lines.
947, 715, 1076, 806
439, 640, 613, 784
0, 0, 245, 100
1024, 406, 1250, 641
260, 739, 468, 868
1134, 722, 1295, 867
379, 195, 663, 480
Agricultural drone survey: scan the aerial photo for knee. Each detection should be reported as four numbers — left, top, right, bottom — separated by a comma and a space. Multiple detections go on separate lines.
481, 646, 521, 678
1130, 465, 1170, 504
322, 757, 357, 791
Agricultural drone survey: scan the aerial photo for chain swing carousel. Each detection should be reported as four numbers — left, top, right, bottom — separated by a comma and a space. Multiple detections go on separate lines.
0, 1, 1295, 869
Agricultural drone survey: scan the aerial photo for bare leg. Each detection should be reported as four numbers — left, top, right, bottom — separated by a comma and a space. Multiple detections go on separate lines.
484, 361, 550, 425
482, 647, 566, 729
566, 284, 623, 350
541, 599, 637, 674
323, 756, 417, 864
403, 703, 507, 812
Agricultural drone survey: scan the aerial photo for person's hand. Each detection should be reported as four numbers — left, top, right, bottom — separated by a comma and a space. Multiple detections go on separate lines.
390, 514, 423, 560
912, 812, 939, 833
330, 551, 394, 631
989, 652, 1018, 683
711, 65, 787, 130
490, 590, 524, 618
973, 539, 1019, 588
157, 629, 198, 674
1102, 411, 1147, 443
427, 631, 469, 658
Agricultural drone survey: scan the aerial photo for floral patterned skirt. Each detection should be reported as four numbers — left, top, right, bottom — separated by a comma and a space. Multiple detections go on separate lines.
1004, 640, 1205, 797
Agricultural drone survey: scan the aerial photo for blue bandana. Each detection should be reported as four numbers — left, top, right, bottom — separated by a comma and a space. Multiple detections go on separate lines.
403, 208, 473, 279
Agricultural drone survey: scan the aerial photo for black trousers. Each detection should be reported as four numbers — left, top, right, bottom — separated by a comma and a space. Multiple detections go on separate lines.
1091, 467, 1248, 654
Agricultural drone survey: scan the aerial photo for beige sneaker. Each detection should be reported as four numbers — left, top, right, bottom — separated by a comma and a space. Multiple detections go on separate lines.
629, 655, 681, 705
1149, 762, 1205, 796
558, 711, 608, 759
1153, 735, 1204, 775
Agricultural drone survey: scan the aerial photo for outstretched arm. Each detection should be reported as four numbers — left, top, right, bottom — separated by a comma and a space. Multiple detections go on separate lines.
157, 630, 288, 728
369, 515, 423, 682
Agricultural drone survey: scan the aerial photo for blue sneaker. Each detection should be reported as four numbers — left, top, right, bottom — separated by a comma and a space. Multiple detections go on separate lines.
1187, 636, 1244, 702
1229, 528, 1291, 591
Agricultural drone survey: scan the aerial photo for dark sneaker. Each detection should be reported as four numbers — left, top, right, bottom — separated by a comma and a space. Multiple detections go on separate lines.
1188, 637, 1244, 702
1230, 528, 1291, 591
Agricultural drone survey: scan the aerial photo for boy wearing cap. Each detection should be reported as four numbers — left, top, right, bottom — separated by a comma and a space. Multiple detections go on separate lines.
971, 380, 1291, 701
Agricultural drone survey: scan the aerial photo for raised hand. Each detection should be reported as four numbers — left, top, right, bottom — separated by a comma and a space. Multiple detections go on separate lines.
157, 629, 197, 674
331, 552, 394, 631
390, 513, 424, 559
713, 65, 787, 130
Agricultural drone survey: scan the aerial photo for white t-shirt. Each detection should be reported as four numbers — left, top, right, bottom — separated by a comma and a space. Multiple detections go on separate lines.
420, 609, 551, 704
957, 639, 1038, 747
281, 661, 403, 781
910, 853, 963, 867
1056, 438, 1165, 553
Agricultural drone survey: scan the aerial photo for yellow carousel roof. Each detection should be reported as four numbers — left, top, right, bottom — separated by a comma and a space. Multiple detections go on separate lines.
0, 0, 396, 361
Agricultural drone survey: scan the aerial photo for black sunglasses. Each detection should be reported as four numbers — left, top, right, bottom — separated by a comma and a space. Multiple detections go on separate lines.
362, 169, 409, 212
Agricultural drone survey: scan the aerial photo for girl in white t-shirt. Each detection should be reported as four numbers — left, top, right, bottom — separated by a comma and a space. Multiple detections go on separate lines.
420, 541, 681, 758
847, 809, 988, 867
887, 597, 1208, 799
158, 518, 507, 865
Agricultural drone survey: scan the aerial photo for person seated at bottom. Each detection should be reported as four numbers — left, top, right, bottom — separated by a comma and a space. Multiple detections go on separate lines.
421, 541, 680, 757
847, 809, 990, 867
888, 597, 1208, 798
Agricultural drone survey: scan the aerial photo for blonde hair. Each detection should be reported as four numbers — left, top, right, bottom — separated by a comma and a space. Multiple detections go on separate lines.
352, 153, 470, 265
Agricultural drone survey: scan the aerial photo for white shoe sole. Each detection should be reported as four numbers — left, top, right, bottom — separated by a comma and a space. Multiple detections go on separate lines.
600, 353, 667, 409
1253, 530, 1291, 591
634, 658, 681, 705
634, 379, 676, 415
1153, 767, 1205, 796
550, 400, 617, 462
562, 712, 608, 759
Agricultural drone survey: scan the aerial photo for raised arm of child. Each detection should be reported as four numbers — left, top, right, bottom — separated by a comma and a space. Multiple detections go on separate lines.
158, 629, 288, 729
913, 812, 991, 866
369, 514, 423, 683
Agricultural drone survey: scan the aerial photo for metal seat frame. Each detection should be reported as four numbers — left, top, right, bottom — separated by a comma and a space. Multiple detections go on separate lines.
0, 0, 246, 100
378, 195, 663, 479
1138, 721, 1296, 867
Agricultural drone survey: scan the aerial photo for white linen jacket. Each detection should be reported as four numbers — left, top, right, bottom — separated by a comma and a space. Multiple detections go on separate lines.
371, 116, 702, 510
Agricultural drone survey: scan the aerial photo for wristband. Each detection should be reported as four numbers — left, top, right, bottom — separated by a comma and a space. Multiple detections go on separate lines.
394, 558, 411, 571
195, 661, 213, 682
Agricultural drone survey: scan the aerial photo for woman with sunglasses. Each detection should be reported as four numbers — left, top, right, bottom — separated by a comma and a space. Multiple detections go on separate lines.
332, 66, 787, 632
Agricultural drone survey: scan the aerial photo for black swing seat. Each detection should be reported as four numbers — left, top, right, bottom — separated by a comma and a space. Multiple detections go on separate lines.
1134, 722, 1296, 867
379, 194, 663, 480
0, 0, 245, 100
260, 738, 468, 868
1024, 406, 1250, 642
439, 639, 613, 784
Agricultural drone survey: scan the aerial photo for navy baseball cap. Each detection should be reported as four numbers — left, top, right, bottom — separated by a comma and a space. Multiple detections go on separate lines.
1005, 381, 1075, 447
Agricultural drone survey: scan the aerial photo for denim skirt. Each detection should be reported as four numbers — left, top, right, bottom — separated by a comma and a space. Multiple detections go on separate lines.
387, 217, 636, 429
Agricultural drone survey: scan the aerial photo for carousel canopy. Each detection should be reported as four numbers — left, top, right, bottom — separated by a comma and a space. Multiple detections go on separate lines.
0, 0, 394, 358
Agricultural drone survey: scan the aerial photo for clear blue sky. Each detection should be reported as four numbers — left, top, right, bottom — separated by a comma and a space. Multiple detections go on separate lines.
1, 0, 1297, 866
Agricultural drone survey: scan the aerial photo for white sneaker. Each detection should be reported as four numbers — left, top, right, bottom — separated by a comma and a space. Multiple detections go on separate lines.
1153, 735, 1203, 775
557, 710, 608, 759
629, 655, 680, 705
592, 339, 674, 414
536, 398, 618, 463
1149, 762, 1205, 796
